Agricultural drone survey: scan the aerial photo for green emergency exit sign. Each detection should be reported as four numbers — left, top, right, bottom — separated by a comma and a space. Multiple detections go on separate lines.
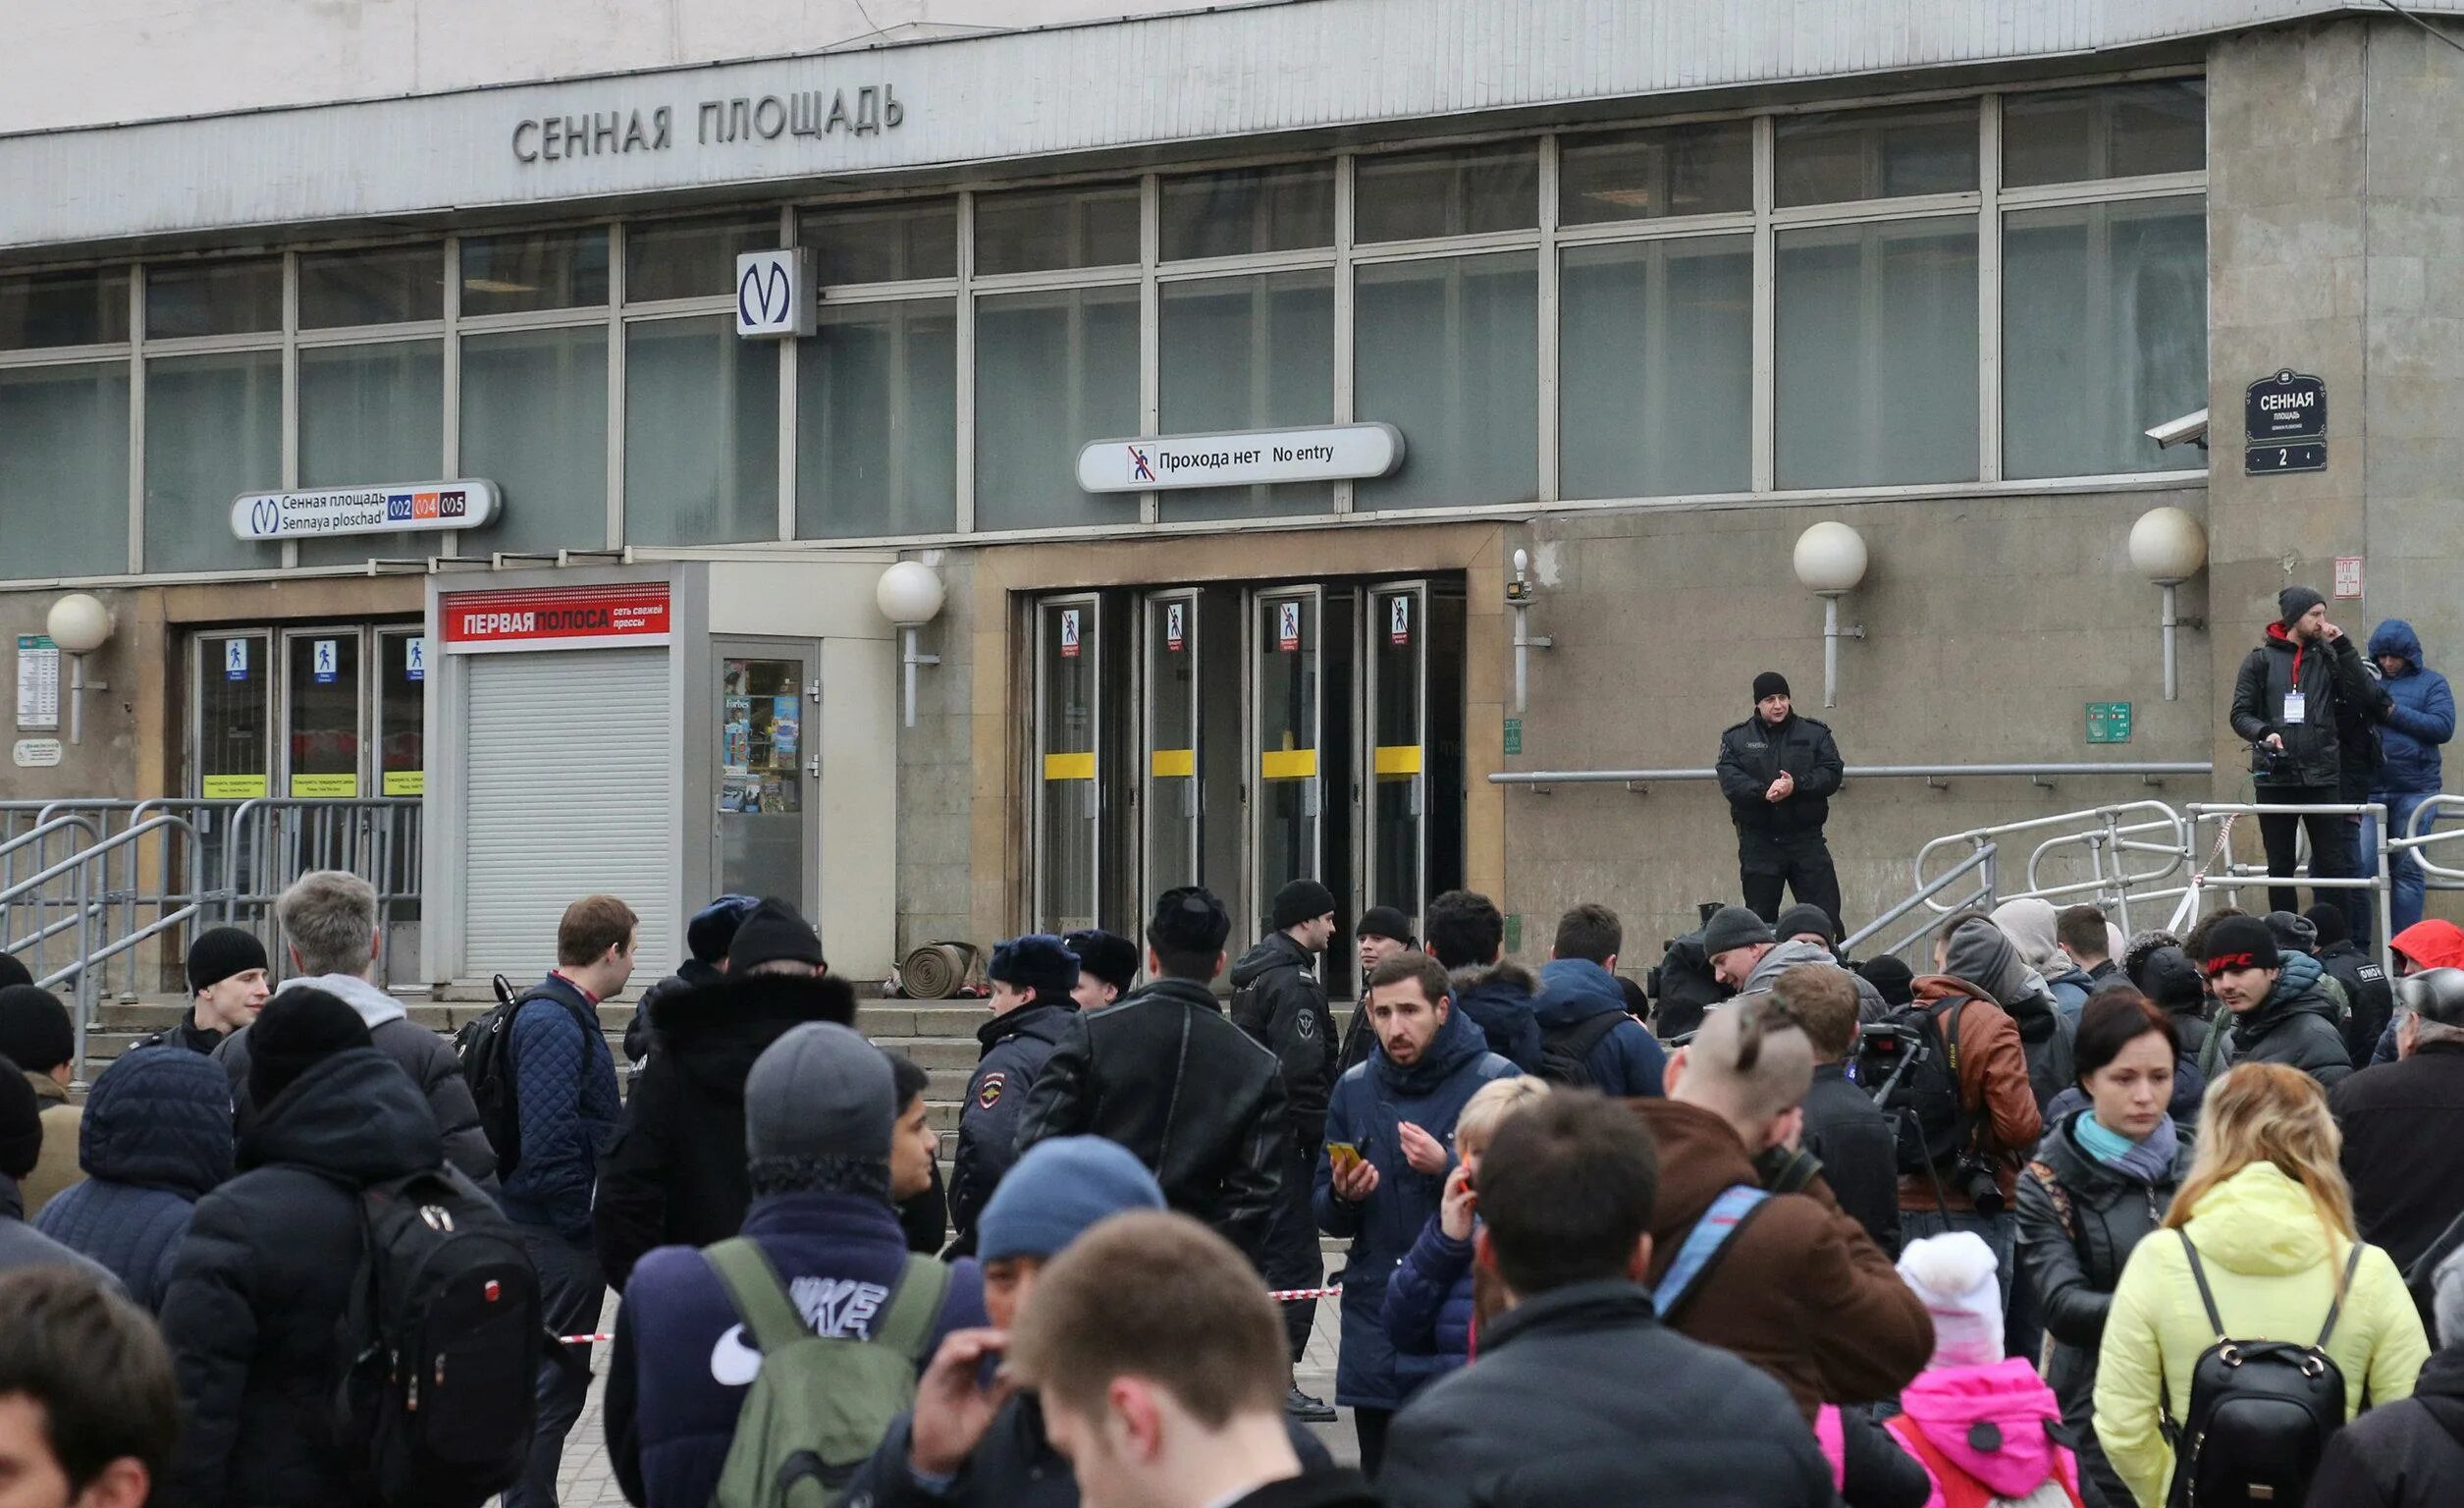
2086, 701, 2133, 744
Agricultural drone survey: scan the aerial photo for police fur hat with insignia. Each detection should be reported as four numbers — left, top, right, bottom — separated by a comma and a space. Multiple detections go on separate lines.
1063, 929, 1140, 996
990, 934, 1080, 1002
1147, 886, 1232, 976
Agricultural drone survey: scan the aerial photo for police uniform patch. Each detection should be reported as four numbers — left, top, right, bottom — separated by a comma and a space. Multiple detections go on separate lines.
977, 1071, 1005, 1109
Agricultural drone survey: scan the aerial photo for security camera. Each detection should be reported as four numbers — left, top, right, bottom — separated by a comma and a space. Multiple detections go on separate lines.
2146, 409, 2209, 450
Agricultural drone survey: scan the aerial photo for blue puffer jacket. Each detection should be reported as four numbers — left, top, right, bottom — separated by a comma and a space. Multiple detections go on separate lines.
33, 1046, 232, 1311
1529, 958, 1666, 1095
2368, 620, 2455, 795
502, 974, 623, 1242
1315, 1007, 1517, 1410
1381, 1211, 1476, 1377
1448, 964, 1543, 1073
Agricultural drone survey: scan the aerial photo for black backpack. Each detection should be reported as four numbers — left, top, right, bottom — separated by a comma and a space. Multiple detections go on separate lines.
1538, 1011, 1625, 1088
336, 1168, 544, 1507
2161, 1230, 2364, 1508
1855, 996, 1971, 1177
455, 974, 598, 1178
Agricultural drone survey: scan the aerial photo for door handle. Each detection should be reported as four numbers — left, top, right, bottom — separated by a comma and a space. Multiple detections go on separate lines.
1409, 773, 1424, 819
1084, 781, 1101, 821
1304, 778, 1321, 818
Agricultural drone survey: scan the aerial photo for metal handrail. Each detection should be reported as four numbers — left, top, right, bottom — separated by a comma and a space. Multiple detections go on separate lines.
0, 814, 199, 1079
2182, 803, 2396, 975
1842, 844, 1996, 959
1491, 760, 2213, 787
2399, 795, 2464, 885
1914, 800, 2188, 916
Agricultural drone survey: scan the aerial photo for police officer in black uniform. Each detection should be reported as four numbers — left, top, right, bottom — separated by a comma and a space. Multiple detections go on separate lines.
1715, 671, 1848, 934
945, 934, 1080, 1258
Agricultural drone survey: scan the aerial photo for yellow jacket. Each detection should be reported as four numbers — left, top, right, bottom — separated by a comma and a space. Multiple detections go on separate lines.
2092, 1161, 2429, 1506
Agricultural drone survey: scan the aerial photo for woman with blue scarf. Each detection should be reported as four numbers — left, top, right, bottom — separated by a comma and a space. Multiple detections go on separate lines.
2016, 991, 2197, 1508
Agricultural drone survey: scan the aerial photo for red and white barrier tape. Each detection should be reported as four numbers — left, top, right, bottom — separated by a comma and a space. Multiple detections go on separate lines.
556, 1285, 1340, 1343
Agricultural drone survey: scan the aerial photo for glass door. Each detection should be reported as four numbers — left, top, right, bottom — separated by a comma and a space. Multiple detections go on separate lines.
1366, 581, 1431, 936
375, 629, 427, 797
716, 648, 814, 909
1035, 595, 1103, 934
1142, 590, 1202, 913
281, 628, 363, 797
192, 631, 272, 799
1250, 585, 1324, 929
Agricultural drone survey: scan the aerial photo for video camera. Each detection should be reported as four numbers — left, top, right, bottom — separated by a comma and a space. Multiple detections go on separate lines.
1852, 1018, 2007, 1215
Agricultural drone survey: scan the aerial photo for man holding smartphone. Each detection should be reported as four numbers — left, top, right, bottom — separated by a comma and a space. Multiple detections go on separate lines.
1314, 951, 1519, 1477
2231, 586, 2386, 921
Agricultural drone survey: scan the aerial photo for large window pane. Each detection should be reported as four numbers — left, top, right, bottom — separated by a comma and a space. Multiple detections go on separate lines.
1355, 252, 1537, 509
1356, 142, 1539, 242
458, 325, 609, 553
1777, 219, 1979, 488
460, 228, 610, 316
145, 349, 282, 572
624, 314, 779, 545
626, 214, 779, 303
1160, 164, 1335, 260
0, 269, 130, 350
0, 363, 128, 577
797, 298, 957, 538
974, 185, 1140, 276
296, 340, 445, 566
146, 259, 283, 338
799, 199, 957, 285
299, 245, 444, 328
2005, 196, 2207, 479
1559, 123, 1753, 225
1560, 237, 1751, 499
1158, 270, 1335, 522
2005, 81, 2206, 187
1777, 102, 1979, 206
975, 284, 1139, 530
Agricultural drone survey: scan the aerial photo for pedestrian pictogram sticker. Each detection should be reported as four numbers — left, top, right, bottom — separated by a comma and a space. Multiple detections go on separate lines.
1166, 602, 1185, 653
1389, 596, 1411, 647
405, 638, 426, 682
312, 639, 339, 684
225, 640, 249, 682
1059, 610, 1081, 660
1278, 602, 1301, 653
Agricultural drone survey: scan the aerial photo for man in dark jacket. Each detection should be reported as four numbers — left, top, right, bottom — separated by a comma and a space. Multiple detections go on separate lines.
1635, 994, 1932, 1419
850, 1137, 1337, 1508
607, 1023, 988, 1508
142, 927, 270, 1053
594, 907, 857, 1291
2365, 619, 2457, 939
1228, 884, 1338, 1421
1716, 670, 1847, 933
946, 935, 1079, 1258
2332, 968, 2464, 1281
1898, 959, 2042, 1298
1337, 907, 1415, 1072
1424, 889, 1541, 1074
2199, 914, 2354, 1087
505, 895, 635, 1508
2310, 902, 2395, 1069
1060, 928, 1138, 1012
32, 1046, 231, 1312
161, 988, 478, 1508
1379, 1091, 1836, 1508
1773, 963, 1900, 1257
1529, 904, 1663, 1093
1315, 951, 1519, 1473
1940, 913, 2076, 1114
2311, 1247, 2464, 1506
2138, 943, 2214, 1066
215, 870, 497, 1189
622, 893, 756, 1064
2230, 587, 2381, 916
1014, 887, 1287, 1266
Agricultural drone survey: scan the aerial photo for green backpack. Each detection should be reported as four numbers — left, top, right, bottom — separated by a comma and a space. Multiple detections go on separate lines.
704, 1238, 953, 1508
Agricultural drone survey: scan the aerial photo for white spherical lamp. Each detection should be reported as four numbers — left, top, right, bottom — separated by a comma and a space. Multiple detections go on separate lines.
1793, 522, 1869, 595
875, 562, 945, 627
44, 594, 112, 654
2127, 507, 2208, 584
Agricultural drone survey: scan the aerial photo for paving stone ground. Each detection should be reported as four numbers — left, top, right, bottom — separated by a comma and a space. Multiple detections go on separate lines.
549, 1252, 1355, 1507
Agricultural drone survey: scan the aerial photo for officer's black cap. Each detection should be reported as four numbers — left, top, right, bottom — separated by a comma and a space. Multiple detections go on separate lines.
1147, 886, 1231, 958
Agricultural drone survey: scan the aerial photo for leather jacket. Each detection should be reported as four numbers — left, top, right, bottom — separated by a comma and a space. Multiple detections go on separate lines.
1013, 976, 1288, 1265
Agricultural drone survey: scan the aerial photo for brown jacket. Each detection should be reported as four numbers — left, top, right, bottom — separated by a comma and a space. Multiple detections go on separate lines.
23, 1072, 84, 1218
1631, 1099, 1934, 1420
1896, 975, 2042, 1212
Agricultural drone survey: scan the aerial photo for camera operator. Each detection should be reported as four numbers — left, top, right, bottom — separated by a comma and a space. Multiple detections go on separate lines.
1896, 941, 2043, 1311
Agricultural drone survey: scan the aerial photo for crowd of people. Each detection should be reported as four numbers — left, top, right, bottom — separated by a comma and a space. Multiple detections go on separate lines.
0, 649, 2459, 1508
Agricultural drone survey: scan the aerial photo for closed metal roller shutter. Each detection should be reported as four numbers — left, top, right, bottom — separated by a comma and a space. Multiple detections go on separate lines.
460, 648, 674, 979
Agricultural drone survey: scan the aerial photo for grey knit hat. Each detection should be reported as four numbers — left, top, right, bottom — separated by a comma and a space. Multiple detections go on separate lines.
744, 1021, 895, 1166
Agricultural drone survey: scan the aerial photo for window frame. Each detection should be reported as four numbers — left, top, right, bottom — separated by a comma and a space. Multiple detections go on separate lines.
0, 69, 2211, 584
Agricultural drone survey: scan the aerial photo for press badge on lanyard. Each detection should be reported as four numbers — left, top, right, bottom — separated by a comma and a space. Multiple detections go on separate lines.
2283, 690, 2308, 726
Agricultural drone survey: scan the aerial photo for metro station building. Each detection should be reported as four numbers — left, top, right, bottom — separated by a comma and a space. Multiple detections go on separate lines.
2, 0, 2458, 988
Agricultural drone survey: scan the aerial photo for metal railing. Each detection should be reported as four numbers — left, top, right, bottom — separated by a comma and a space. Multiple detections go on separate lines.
1913, 800, 2193, 938
0, 813, 203, 1079
1490, 760, 2214, 791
